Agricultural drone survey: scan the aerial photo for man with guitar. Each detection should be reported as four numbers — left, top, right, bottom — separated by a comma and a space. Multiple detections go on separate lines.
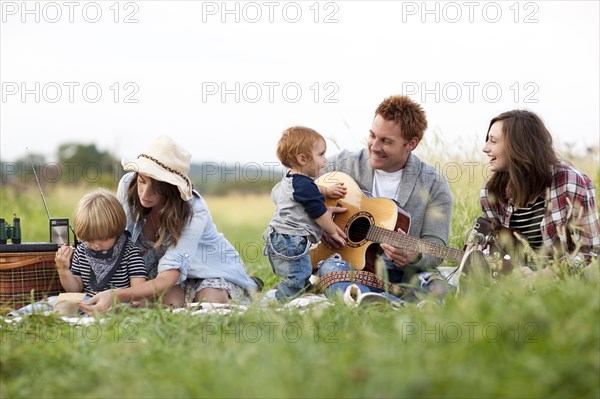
314, 95, 454, 300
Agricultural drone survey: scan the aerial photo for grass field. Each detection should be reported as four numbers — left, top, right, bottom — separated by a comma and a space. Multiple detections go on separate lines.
1, 148, 599, 398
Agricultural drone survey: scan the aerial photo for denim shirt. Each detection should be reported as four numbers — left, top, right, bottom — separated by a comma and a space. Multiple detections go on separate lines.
117, 173, 257, 290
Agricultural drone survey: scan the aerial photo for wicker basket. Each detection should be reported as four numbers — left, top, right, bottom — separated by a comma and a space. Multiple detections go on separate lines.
0, 250, 62, 313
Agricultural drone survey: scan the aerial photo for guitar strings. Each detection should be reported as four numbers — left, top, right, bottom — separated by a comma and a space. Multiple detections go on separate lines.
329, 217, 463, 259
320, 175, 462, 262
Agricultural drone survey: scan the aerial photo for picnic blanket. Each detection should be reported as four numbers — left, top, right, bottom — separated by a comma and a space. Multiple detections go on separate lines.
1, 267, 458, 324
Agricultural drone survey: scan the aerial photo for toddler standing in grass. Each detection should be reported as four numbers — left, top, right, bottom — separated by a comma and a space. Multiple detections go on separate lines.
264, 126, 347, 301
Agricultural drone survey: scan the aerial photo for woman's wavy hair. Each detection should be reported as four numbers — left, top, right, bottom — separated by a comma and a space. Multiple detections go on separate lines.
486, 110, 559, 208
127, 173, 192, 247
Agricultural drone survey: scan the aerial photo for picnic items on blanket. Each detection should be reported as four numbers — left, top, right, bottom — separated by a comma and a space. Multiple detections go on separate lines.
53, 292, 87, 317
342, 284, 395, 307
6, 292, 88, 317
0, 243, 62, 314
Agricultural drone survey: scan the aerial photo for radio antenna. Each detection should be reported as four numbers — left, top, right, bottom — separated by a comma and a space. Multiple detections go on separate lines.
26, 147, 52, 220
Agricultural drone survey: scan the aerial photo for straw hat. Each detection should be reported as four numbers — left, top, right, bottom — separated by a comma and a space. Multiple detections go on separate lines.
122, 135, 193, 201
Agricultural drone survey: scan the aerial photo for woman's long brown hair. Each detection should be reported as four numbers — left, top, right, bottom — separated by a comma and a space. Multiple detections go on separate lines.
127, 173, 193, 247
486, 110, 559, 208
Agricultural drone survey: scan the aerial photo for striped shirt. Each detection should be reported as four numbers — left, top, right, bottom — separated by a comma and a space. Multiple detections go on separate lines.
481, 162, 600, 257
509, 197, 545, 249
71, 239, 147, 295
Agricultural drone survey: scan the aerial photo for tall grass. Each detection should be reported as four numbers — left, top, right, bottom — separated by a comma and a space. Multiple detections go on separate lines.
1, 274, 598, 398
1, 140, 599, 398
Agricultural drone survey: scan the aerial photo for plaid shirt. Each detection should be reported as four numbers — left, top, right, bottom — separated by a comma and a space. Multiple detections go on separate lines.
481, 162, 600, 257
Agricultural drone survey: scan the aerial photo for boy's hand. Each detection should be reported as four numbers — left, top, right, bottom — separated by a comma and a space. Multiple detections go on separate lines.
326, 183, 346, 199
320, 206, 347, 248
329, 227, 347, 247
55, 245, 74, 271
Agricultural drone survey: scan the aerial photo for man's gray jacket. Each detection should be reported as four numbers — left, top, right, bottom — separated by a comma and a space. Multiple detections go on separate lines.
322, 148, 453, 274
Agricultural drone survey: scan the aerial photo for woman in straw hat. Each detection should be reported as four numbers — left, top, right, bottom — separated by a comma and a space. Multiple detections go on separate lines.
81, 136, 257, 313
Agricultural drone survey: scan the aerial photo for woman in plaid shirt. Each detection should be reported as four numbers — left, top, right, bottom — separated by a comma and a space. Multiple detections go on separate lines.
478, 109, 599, 273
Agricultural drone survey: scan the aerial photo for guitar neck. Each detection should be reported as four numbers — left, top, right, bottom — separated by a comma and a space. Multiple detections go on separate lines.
367, 226, 464, 263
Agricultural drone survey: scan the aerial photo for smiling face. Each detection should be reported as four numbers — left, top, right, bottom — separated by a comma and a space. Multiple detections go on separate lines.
368, 114, 418, 172
483, 121, 508, 172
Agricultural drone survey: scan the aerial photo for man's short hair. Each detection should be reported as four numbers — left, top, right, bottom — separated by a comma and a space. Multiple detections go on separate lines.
375, 95, 428, 140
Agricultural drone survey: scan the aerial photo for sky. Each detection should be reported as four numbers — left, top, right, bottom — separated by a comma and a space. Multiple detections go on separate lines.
1, 0, 599, 169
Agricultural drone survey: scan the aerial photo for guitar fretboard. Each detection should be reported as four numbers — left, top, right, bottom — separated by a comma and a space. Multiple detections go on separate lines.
367, 225, 464, 263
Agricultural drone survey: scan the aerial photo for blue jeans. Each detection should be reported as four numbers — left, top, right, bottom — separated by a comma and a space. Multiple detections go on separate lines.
317, 254, 453, 302
317, 255, 403, 302
265, 230, 312, 301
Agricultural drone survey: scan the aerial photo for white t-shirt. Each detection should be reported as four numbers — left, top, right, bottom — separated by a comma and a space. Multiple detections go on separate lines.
372, 169, 403, 199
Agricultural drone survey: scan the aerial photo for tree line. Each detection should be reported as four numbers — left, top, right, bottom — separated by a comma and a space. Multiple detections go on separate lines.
1, 143, 284, 195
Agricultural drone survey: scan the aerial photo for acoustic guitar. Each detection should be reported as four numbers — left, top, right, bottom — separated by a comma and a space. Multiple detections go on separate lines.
310, 171, 465, 271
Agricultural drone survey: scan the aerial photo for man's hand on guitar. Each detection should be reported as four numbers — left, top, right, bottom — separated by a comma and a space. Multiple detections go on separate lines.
380, 228, 420, 268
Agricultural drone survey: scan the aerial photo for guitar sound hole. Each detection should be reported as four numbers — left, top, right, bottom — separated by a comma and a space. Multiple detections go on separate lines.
348, 216, 371, 243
